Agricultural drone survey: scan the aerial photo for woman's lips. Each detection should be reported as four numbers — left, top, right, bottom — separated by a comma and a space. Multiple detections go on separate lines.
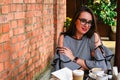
82, 27, 87, 32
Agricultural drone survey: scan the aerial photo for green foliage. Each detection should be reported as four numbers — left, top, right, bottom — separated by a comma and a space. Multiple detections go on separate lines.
64, 17, 72, 28
88, 0, 117, 27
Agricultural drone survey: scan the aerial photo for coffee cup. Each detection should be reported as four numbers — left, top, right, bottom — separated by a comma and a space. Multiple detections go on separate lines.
113, 66, 118, 76
73, 70, 84, 80
97, 74, 108, 80
89, 68, 104, 75
117, 73, 120, 80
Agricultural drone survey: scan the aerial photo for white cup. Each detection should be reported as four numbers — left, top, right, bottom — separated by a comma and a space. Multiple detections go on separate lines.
89, 68, 104, 75
113, 66, 118, 76
117, 73, 120, 80
73, 70, 84, 80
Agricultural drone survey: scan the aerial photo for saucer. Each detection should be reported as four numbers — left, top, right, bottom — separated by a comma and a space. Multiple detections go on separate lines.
88, 73, 97, 79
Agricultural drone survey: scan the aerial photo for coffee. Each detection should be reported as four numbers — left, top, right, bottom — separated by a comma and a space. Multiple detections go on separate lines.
73, 70, 84, 80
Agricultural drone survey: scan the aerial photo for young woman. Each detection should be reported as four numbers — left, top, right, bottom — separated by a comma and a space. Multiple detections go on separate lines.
51, 6, 113, 80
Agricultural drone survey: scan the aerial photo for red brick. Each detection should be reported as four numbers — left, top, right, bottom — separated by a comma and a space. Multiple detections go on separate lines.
2, 23, 9, 33
0, 33, 9, 43
36, 0, 42, 3
16, 70, 26, 80
27, 4, 36, 11
3, 0, 11, 4
14, 59, 20, 67
17, 34, 26, 42
4, 60, 11, 70
14, 43, 21, 52
35, 61, 40, 69
11, 20, 17, 28
15, 12, 25, 19
7, 13, 14, 21
25, 11, 34, 17
31, 50, 36, 57
0, 52, 9, 62
30, 0, 36, 3
13, 68, 19, 77
21, 5, 25, 12
0, 70, 8, 80
0, 24, 2, 34
35, 11, 42, 17
2, 5, 9, 14
24, 0, 29, 3
18, 19, 25, 27
0, 44, 2, 53
11, 36, 18, 44
16, 4, 23, 12
0, 63, 4, 72
35, 4, 42, 10
0, 15, 7, 24
32, 55, 39, 63
10, 4, 16, 12
28, 59, 32, 66
12, 53, 18, 60
13, 0, 23, 3
19, 63, 27, 73
0, 0, 10, 5
44, 0, 51, 3
18, 50, 23, 57
25, 53, 30, 60
26, 32, 33, 39
5, 74, 12, 80
25, 26, 32, 32
24, 0, 36, 3
0, 0, 3, 4
3, 41, 10, 52
25, 17, 33, 25
13, 27, 25, 35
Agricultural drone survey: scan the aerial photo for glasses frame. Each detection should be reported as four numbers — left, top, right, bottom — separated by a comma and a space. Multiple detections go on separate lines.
78, 18, 92, 27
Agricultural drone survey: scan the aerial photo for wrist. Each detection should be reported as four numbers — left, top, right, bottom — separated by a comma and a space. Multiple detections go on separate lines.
73, 57, 79, 63
71, 56, 75, 61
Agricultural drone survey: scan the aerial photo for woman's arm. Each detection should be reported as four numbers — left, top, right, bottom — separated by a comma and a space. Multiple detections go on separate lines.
58, 47, 89, 70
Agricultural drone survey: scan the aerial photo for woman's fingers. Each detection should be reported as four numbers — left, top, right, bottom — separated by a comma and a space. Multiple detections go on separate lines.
58, 47, 75, 60
58, 47, 67, 53
58, 47, 72, 55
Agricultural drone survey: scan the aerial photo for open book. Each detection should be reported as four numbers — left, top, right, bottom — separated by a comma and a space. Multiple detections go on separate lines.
51, 67, 73, 80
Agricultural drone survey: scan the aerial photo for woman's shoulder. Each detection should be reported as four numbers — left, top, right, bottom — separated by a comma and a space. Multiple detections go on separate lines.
93, 32, 101, 42
58, 33, 64, 47
89, 32, 100, 40
93, 32, 102, 47
87, 32, 101, 44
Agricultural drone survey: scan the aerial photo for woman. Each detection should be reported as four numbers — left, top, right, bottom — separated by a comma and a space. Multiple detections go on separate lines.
51, 6, 113, 79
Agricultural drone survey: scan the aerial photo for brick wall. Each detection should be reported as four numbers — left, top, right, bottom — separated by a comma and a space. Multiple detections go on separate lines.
0, 0, 66, 80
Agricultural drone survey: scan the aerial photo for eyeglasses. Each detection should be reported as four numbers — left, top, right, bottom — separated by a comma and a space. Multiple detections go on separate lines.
78, 18, 92, 27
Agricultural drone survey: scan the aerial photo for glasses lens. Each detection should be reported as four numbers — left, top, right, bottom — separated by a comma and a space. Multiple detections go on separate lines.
87, 21, 92, 26
79, 18, 87, 25
78, 18, 92, 26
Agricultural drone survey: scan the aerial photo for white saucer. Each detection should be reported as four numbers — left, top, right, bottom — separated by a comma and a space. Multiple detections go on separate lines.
89, 73, 97, 79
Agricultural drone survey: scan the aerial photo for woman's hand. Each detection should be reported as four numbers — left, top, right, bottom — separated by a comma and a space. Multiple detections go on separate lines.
58, 47, 75, 61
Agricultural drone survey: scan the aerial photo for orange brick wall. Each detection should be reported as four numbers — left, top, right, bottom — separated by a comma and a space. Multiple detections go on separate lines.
0, 0, 66, 80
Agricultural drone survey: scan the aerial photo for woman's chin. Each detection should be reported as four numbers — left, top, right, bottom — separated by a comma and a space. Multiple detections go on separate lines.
81, 31, 87, 34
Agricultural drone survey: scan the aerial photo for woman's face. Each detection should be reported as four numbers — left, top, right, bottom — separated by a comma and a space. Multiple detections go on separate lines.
75, 11, 92, 35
